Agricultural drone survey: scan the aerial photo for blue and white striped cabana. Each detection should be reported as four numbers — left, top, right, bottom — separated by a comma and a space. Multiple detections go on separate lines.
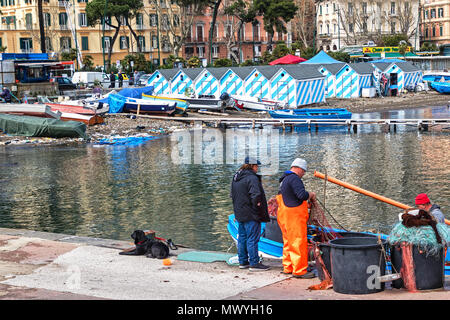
243, 66, 281, 100
170, 69, 194, 95
218, 68, 244, 95
334, 64, 360, 98
147, 69, 178, 95
318, 63, 346, 98
194, 68, 220, 97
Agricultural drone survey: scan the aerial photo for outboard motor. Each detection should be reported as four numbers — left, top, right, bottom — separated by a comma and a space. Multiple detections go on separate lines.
219, 92, 230, 101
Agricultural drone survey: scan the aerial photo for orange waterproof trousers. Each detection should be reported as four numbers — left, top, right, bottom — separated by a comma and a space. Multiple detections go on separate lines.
276, 194, 309, 276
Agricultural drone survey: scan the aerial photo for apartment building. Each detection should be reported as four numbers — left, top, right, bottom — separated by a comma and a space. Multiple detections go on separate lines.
316, 0, 421, 51
421, 0, 450, 46
182, 3, 293, 64
0, 0, 182, 68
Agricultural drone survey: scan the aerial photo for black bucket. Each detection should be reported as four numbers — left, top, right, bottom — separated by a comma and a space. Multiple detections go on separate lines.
329, 237, 386, 294
390, 244, 445, 290
317, 232, 377, 281
262, 217, 283, 243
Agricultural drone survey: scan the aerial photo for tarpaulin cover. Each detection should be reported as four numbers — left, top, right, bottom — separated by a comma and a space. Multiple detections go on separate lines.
0, 114, 87, 139
107, 93, 127, 113
118, 86, 154, 99
96, 136, 158, 146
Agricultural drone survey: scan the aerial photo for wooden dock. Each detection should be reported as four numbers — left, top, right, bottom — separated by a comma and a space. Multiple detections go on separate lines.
109, 113, 450, 132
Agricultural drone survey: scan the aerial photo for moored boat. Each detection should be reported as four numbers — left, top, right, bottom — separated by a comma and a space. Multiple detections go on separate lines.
268, 108, 352, 120
430, 81, 450, 94
141, 93, 189, 114
0, 104, 61, 119
231, 95, 283, 111
226, 213, 450, 275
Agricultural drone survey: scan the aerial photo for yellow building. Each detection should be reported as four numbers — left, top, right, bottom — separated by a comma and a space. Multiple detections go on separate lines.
0, 0, 181, 69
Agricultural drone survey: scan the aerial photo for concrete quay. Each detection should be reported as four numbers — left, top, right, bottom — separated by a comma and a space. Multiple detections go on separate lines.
0, 227, 448, 301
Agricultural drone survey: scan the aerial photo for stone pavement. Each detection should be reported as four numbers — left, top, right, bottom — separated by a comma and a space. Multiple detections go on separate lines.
0, 228, 448, 301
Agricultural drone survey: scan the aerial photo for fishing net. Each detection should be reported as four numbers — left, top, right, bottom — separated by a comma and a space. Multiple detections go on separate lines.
387, 210, 449, 292
307, 199, 342, 291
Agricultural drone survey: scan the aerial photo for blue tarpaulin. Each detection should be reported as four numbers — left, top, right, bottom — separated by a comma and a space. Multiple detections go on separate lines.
96, 136, 158, 146
117, 86, 154, 99
107, 94, 127, 113
302, 50, 342, 64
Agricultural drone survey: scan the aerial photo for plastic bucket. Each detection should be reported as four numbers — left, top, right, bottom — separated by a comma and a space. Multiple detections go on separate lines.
317, 232, 377, 281
262, 217, 283, 243
390, 244, 444, 290
329, 237, 386, 294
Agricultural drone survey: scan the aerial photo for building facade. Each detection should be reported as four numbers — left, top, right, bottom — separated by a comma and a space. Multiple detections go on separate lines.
0, 0, 182, 69
181, 2, 293, 65
316, 0, 421, 52
421, 0, 450, 47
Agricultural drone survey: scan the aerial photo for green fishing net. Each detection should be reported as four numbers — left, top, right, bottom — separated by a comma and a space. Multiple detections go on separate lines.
388, 222, 450, 257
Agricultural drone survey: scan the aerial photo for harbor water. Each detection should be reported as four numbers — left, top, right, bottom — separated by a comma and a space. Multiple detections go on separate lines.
0, 106, 449, 252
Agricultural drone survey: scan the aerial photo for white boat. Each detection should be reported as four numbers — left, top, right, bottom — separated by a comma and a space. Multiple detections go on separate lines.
155, 93, 236, 112
0, 104, 61, 119
231, 95, 285, 111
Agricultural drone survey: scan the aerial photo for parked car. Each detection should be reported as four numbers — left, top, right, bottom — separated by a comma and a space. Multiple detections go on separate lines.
138, 74, 151, 86
50, 76, 77, 94
72, 72, 109, 88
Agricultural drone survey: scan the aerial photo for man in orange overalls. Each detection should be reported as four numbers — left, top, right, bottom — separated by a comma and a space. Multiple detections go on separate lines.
277, 158, 316, 279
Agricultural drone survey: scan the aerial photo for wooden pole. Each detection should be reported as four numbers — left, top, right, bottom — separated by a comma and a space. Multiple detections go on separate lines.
314, 171, 450, 225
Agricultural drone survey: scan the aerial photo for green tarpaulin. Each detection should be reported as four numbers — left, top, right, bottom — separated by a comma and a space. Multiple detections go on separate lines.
0, 114, 88, 139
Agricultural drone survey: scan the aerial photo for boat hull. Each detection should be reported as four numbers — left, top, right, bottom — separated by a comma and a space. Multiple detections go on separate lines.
141, 94, 189, 113
227, 214, 450, 275
123, 101, 176, 115
269, 108, 352, 120
430, 81, 450, 94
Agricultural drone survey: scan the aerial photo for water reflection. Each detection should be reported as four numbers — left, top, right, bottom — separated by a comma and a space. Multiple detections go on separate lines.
0, 107, 449, 251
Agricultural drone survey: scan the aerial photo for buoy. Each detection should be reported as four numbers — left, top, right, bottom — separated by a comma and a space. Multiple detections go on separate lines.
163, 258, 172, 266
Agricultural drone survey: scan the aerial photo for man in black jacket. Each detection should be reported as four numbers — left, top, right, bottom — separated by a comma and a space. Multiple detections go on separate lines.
231, 157, 270, 271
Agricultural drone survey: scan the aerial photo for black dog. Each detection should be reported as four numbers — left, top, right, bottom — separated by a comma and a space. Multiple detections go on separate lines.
119, 230, 169, 259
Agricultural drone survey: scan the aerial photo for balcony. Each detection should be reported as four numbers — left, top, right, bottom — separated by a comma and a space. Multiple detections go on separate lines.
59, 24, 69, 31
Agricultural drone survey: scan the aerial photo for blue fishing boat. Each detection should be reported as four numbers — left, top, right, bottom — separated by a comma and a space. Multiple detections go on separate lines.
268, 108, 352, 120
107, 93, 176, 115
227, 214, 450, 275
430, 81, 450, 94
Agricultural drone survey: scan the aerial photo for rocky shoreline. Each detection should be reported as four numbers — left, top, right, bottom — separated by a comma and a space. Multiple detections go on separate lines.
0, 91, 449, 146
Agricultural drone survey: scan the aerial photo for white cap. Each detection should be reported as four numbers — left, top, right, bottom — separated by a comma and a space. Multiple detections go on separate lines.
291, 158, 307, 171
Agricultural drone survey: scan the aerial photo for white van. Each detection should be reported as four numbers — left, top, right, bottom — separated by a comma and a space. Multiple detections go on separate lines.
72, 71, 129, 89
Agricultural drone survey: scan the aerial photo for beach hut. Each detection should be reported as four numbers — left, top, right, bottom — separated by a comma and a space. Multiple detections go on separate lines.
170, 69, 194, 95
270, 67, 297, 106
218, 68, 245, 95
397, 61, 422, 89
287, 64, 326, 107
334, 64, 360, 98
318, 63, 346, 98
349, 63, 376, 95
244, 65, 282, 100
147, 69, 178, 95
372, 62, 405, 95
194, 68, 220, 97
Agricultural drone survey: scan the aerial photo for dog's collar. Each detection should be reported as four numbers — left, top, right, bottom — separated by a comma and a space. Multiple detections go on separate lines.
137, 240, 146, 245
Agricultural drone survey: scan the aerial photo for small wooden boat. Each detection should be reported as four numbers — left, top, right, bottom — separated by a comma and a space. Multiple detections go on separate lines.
141, 93, 189, 114
430, 81, 450, 94
268, 108, 352, 120
59, 112, 104, 126
0, 104, 61, 119
155, 93, 230, 112
122, 97, 177, 115
227, 214, 450, 275
231, 95, 282, 111
45, 102, 98, 115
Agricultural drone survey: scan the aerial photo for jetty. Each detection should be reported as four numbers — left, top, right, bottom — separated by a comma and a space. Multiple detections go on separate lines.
108, 113, 450, 133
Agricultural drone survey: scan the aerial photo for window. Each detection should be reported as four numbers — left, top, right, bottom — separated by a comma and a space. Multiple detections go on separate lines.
59, 12, 67, 27
196, 24, 204, 41
136, 13, 143, 28
362, 2, 367, 15
184, 46, 194, 55
138, 35, 145, 51
424, 10, 428, 19
252, 23, 260, 41
60, 37, 71, 51
440, 25, 443, 36
120, 36, 129, 49
152, 35, 158, 49
173, 15, 179, 27
150, 14, 157, 26
25, 13, 32, 29
390, 2, 395, 15
212, 45, 219, 58
349, 23, 353, 33
77, 0, 88, 2
430, 9, 436, 18
81, 36, 88, 50
319, 5, 322, 15
161, 14, 169, 31
255, 44, 261, 57
432, 25, 436, 37
390, 21, 396, 33
197, 46, 204, 58
438, 8, 444, 18
19, 37, 32, 52
348, 3, 353, 15
44, 12, 51, 27
79, 13, 87, 27
102, 36, 111, 52
326, 24, 329, 34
